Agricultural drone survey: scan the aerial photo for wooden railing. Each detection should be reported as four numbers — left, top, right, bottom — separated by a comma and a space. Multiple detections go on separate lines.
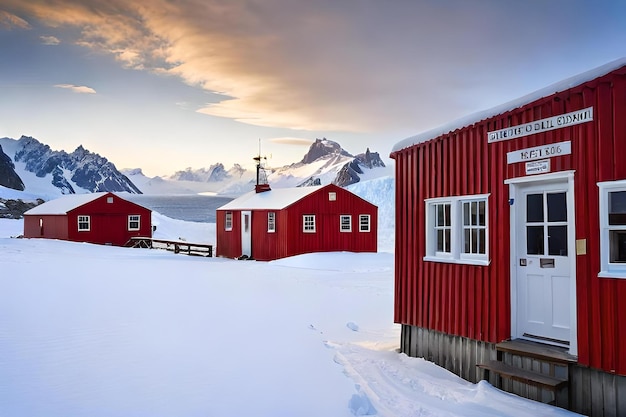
125, 237, 213, 257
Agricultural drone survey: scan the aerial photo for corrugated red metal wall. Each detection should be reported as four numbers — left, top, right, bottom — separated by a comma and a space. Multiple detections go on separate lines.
276, 185, 377, 259
393, 123, 507, 344
216, 210, 242, 258
24, 215, 69, 239
392, 66, 626, 374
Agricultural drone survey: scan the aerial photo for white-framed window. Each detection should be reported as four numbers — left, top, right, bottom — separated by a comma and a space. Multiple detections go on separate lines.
128, 215, 140, 231
424, 194, 490, 265
598, 180, 626, 278
303, 214, 316, 233
78, 215, 90, 231
225, 212, 233, 231
340, 215, 352, 232
268, 212, 276, 233
462, 200, 487, 257
107, 196, 114, 204
359, 214, 371, 232
328, 192, 337, 201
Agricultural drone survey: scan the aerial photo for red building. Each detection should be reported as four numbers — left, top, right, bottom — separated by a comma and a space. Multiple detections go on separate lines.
216, 183, 377, 261
23, 192, 152, 246
391, 59, 626, 415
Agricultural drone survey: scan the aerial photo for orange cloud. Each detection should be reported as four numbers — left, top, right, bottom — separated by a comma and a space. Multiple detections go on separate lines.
2, 1, 381, 131
0, 10, 30, 29
2, 0, 521, 134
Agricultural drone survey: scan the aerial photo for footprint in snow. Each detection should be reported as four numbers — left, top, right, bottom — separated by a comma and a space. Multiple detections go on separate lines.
346, 322, 359, 332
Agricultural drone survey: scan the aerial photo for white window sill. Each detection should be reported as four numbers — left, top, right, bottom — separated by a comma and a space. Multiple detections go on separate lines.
598, 271, 626, 279
423, 256, 490, 266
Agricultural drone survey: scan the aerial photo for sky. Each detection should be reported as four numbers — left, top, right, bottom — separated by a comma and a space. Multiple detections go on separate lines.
0, 1, 625, 177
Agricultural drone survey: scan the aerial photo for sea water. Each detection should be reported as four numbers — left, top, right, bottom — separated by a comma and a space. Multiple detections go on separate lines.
124, 195, 232, 223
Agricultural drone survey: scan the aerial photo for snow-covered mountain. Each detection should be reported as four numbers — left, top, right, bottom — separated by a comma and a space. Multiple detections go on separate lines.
0, 136, 141, 199
0, 135, 389, 200
264, 138, 387, 189
131, 138, 390, 196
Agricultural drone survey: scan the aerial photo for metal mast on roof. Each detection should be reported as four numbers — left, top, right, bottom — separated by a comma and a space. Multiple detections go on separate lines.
254, 139, 271, 193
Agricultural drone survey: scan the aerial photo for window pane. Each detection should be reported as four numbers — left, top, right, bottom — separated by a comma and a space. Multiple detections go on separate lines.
527, 226, 544, 255
444, 229, 451, 252
463, 202, 470, 226
471, 229, 479, 253
610, 230, 626, 263
471, 201, 478, 226
444, 204, 451, 226
527, 194, 543, 222
437, 204, 444, 227
478, 229, 486, 254
464, 229, 470, 253
609, 191, 626, 225
547, 192, 567, 222
548, 225, 568, 256
478, 201, 486, 226
437, 230, 444, 252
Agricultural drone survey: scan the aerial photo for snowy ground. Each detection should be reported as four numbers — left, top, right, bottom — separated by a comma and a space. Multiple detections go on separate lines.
0, 217, 581, 417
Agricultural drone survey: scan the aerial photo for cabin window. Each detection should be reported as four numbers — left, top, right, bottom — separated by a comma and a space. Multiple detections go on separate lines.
340, 215, 352, 232
462, 200, 487, 257
107, 196, 114, 204
303, 215, 316, 233
128, 215, 140, 231
425, 194, 490, 265
78, 215, 90, 231
328, 192, 337, 201
268, 212, 276, 233
598, 180, 626, 278
359, 215, 371, 232
225, 212, 233, 231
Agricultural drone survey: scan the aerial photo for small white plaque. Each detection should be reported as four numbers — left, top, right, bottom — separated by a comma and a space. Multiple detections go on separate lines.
507, 141, 571, 164
526, 159, 550, 175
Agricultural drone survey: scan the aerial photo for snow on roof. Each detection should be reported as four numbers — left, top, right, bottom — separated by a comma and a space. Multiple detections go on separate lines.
392, 57, 626, 154
217, 186, 324, 211
24, 192, 110, 215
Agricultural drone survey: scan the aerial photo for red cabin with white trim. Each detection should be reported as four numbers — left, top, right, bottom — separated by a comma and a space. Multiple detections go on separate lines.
216, 183, 377, 261
23, 192, 152, 246
391, 59, 626, 414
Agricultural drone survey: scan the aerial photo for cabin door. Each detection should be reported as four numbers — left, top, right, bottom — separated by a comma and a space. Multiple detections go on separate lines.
241, 211, 252, 257
510, 174, 576, 351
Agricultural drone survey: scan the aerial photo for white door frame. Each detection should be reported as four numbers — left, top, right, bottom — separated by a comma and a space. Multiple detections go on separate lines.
505, 170, 578, 356
241, 211, 252, 257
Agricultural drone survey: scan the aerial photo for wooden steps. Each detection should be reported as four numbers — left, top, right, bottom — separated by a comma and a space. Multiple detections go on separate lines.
496, 339, 577, 365
477, 360, 568, 391
477, 339, 576, 407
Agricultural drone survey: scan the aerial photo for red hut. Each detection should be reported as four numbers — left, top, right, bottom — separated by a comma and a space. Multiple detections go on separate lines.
391, 58, 626, 415
216, 183, 377, 261
23, 192, 152, 246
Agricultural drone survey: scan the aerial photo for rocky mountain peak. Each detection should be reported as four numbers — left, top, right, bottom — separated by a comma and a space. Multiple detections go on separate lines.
0, 144, 25, 191
301, 138, 353, 164
12, 136, 141, 194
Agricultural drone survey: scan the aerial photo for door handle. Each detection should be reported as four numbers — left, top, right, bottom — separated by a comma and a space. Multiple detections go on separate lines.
520, 258, 527, 266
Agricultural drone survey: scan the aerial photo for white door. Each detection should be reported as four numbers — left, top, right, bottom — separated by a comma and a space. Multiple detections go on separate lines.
515, 181, 572, 346
241, 211, 251, 257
